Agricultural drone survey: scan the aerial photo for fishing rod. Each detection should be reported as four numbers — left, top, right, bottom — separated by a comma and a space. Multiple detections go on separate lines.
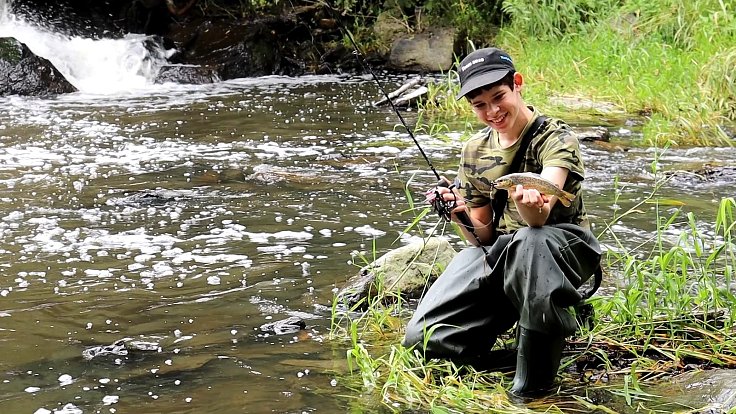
332, 14, 489, 249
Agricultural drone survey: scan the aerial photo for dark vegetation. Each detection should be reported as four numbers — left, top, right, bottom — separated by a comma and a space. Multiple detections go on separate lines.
10, 0, 502, 52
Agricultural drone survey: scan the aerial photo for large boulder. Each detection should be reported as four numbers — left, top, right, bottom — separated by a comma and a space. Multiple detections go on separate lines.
387, 26, 459, 73
165, 18, 302, 79
163, 6, 355, 80
0, 37, 77, 96
372, 12, 408, 50
335, 236, 457, 309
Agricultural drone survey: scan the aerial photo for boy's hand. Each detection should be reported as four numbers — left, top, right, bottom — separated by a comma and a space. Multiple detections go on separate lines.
510, 184, 549, 209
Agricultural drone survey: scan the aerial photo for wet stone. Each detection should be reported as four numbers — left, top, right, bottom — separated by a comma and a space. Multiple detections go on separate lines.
82, 338, 161, 361
650, 368, 736, 413
105, 189, 183, 207
82, 339, 129, 360
573, 126, 611, 142
154, 64, 221, 85
127, 340, 162, 352
259, 316, 306, 335
664, 164, 736, 184
335, 236, 456, 309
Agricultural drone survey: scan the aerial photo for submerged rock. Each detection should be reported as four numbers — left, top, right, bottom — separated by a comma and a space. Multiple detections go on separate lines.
82, 339, 129, 360
105, 189, 184, 207
260, 316, 306, 335
574, 126, 611, 142
649, 369, 736, 413
664, 163, 736, 184
82, 338, 161, 361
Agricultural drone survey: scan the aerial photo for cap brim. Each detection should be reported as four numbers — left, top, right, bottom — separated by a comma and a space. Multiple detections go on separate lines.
455, 70, 510, 100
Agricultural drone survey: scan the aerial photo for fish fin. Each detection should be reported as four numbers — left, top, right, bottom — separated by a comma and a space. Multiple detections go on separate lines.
557, 190, 575, 207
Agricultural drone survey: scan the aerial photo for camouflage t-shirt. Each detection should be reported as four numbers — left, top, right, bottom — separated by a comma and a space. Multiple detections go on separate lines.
456, 109, 589, 234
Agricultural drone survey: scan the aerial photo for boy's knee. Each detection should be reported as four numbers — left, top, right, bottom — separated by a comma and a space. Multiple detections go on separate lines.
511, 226, 555, 250
402, 318, 426, 349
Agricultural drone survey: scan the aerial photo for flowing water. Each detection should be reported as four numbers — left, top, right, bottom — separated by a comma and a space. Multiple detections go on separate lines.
2, 3, 736, 414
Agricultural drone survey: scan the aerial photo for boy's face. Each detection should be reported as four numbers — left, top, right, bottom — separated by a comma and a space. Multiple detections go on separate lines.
467, 73, 525, 134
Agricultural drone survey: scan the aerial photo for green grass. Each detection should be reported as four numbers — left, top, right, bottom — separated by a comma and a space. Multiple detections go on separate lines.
418, 0, 735, 146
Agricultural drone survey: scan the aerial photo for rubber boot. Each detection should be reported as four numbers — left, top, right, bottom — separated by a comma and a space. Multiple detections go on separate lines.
453, 348, 518, 373
509, 327, 565, 397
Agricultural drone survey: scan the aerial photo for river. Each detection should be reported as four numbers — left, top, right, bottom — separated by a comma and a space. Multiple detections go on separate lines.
2, 4, 736, 414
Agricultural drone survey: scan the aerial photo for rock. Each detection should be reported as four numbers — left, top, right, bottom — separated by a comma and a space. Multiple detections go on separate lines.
246, 164, 323, 187
215, 168, 247, 183
82, 339, 129, 360
573, 126, 611, 142
164, 16, 312, 80
664, 163, 736, 183
105, 189, 184, 207
260, 316, 306, 335
0, 37, 77, 96
372, 12, 408, 50
82, 337, 161, 361
335, 237, 456, 309
154, 64, 221, 84
388, 26, 458, 73
697, 164, 736, 180
649, 369, 736, 413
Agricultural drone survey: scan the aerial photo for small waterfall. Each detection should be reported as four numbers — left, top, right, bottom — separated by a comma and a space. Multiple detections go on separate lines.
0, 0, 170, 94
0, 0, 8, 23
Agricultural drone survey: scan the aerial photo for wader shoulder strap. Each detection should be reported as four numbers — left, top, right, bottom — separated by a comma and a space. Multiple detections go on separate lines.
491, 116, 548, 231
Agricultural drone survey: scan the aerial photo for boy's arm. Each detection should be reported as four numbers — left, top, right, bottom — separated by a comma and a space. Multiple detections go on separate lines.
510, 166, 569, 227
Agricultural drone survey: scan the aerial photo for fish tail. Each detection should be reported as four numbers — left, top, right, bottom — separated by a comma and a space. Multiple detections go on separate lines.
558, 189, 575, 207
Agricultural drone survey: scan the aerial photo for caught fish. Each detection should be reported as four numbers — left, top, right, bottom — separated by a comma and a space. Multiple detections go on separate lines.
493, 172, 575, 207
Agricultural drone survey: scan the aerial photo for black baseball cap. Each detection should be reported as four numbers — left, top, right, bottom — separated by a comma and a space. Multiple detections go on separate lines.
456, 47, 515, 100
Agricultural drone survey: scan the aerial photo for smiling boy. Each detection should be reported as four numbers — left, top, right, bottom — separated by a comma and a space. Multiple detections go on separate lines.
402, 47, 602, 396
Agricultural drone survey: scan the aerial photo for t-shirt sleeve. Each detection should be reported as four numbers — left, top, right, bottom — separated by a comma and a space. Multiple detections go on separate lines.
538, 129, 585, 181
456, 144, 492, 209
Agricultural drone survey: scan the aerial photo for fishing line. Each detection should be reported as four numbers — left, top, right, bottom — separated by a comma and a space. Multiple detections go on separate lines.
341, 29, 441, 182
327, 7, 490, 250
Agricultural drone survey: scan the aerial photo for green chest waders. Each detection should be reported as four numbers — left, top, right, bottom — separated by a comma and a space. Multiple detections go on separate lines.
402, 115, 603, 396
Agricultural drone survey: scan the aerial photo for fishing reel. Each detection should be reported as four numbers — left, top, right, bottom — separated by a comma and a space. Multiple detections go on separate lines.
431, 179, 460, 222
431, 179, 482, 237
427, 178, 486, 252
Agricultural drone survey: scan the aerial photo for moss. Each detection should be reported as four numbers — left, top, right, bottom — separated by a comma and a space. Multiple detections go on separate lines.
0, 38, 23, 64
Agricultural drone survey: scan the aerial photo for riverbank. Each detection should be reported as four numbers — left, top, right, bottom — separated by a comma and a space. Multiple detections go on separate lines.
332, 192, 736, 413
417, 0, 735, 147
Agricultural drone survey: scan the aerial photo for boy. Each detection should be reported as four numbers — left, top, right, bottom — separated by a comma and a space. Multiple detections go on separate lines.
402, 47, 602, 396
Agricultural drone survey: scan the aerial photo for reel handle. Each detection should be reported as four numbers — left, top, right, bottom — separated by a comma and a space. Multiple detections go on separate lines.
436, 179, 474, 232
